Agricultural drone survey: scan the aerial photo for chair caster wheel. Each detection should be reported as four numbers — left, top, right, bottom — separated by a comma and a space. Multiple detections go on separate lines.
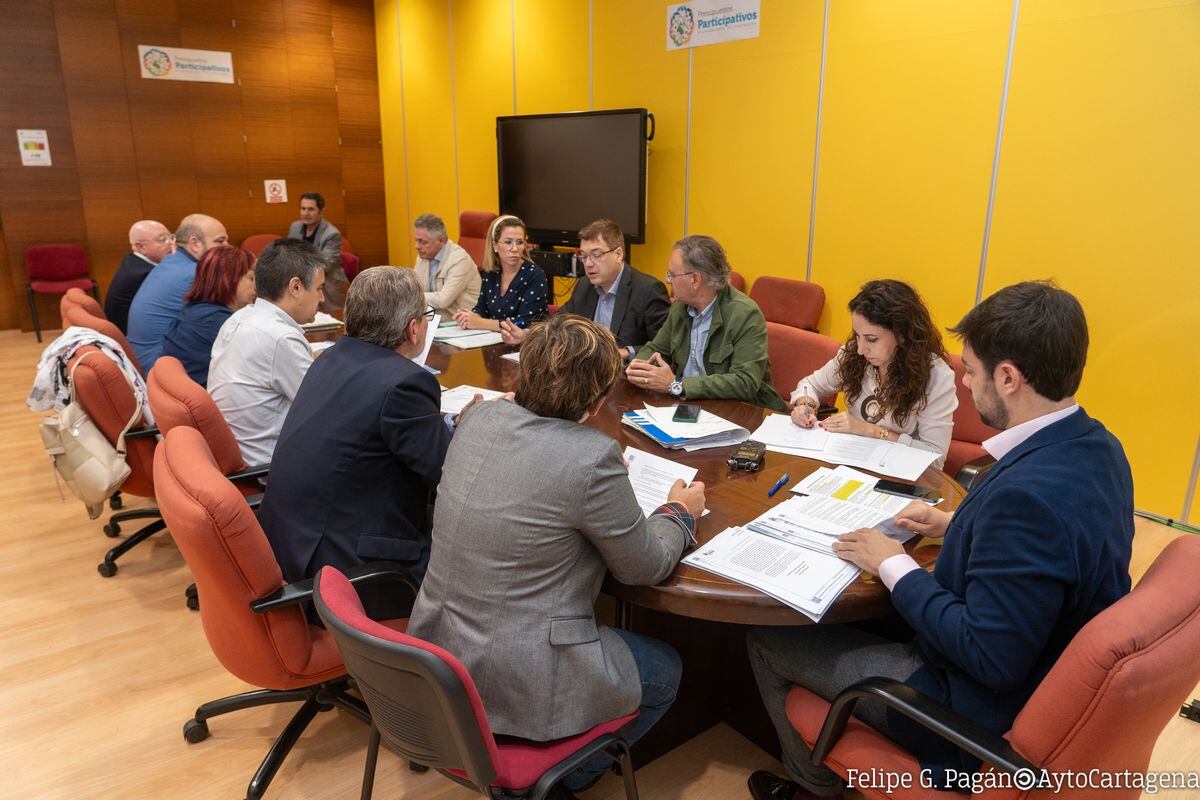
103, 522, 120, 538
183, 719, 210, 743
98, 561, 117, 577
110, 495, 123, 510
186, 592, 199, 611
409, 761, 429, 773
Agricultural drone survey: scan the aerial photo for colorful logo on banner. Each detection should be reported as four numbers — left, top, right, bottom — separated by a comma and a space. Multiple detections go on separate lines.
666, 0, 760, 51
669, 6, 696, 47
142, 48, 172, 77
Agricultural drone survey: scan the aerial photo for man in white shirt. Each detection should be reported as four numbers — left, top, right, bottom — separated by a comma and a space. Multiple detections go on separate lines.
413, 213, 480, 318
208, 239, 327, 465
746, 281, 1133, 799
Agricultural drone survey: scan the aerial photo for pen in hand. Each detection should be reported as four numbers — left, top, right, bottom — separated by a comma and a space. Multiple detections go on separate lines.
767, 472, 791, 497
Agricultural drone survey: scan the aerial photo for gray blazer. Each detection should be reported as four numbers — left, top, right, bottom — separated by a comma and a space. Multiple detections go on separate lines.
287, 218, 342, 269
407, 399, 689, 741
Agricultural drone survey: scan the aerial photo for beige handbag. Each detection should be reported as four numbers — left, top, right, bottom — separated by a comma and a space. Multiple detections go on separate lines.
39, 351, 142, 519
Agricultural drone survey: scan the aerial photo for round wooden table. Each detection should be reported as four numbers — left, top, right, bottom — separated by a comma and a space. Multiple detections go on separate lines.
423, 340, 966, 626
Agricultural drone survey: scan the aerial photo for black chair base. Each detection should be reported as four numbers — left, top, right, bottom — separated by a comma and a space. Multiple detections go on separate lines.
98, 510, 166, 577
184, 678, 369, 800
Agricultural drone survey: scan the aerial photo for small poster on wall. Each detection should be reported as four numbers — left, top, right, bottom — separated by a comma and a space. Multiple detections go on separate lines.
666, 0, 761, 51
138, 45, 235, 84
17, 129, 52, 167
264, 180, 288, 204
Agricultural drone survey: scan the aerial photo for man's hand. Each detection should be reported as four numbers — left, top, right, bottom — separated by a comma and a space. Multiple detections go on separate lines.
832, 527, 904, 576
892, 500, 952, 539
625, 352, 676, 393
667, 478, 706, 519
499, 318, 527, 345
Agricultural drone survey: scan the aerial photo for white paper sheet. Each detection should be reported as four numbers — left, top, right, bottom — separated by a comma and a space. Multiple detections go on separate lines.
791, 466, 912, 515
750, 413, 830, 451
432, 324, 487, 340
624, 447, 699, 517
439, 385, 504, 415
301, 311, 343, 331
414, 314, 440, 366
443, 332, 504, 349
501, 352, 520, 363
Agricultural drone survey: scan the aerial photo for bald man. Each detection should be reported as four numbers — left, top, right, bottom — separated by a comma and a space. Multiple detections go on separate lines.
128, 213, 229, 371
105, 221, 175, 334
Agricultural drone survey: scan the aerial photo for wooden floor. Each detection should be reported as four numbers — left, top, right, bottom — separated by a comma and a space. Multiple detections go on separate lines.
2, 328, 1197, 800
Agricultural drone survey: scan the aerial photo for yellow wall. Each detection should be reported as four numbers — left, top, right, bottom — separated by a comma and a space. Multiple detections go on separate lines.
375, 0, 1200, 517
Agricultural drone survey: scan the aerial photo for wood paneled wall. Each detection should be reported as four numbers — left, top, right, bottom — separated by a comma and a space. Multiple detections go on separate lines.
0, 0, 386, 332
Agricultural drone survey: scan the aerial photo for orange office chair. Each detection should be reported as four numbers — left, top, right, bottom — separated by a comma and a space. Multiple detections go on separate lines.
341, 251, 362, 282
60, 286, 105, 321
459, 210, 499, 270
750, 276, 825, 333
241, 234, 281, 257
25, 243, 100, 341
63, 304, 144, 376
66, 346, 164, 577
785, 534, 1200, 800
944, 353, 1000, 490
153, 426, 415, 799
340, 236, 354, 256
765, 325, 840, 409
728, 270, 746, 292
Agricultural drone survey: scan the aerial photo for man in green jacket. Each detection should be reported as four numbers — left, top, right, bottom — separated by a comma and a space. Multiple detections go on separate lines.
626, 235, 786, 411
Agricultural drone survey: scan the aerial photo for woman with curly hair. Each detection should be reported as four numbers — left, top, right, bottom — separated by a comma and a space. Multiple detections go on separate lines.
790, 279, 958, 466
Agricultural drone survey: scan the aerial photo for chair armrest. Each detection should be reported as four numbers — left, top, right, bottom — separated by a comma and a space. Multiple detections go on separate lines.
810, 676, 1040, 777
244, 493, 264, 510
126, 425, 160, 440
954, 454, 996, 492
249, 561, 420, 615
226, 462, 270, 483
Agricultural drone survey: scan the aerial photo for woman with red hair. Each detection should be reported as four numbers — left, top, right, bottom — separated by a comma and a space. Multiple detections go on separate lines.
162, 245, 256, 385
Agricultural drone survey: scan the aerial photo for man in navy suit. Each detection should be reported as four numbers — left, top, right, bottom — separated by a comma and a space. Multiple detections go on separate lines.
747, 281, 1134, 800
259, 266, 484, 613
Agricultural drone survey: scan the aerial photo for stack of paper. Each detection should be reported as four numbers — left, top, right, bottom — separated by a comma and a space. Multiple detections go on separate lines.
751, 413, 940, 480
792, 466, 918, 515
433, 325, 504, 349
439, 384, 504, 415
301, 311, 343, 333
500, 352, 521, 363
624, 447, 700, 517
621, 405, 750, 452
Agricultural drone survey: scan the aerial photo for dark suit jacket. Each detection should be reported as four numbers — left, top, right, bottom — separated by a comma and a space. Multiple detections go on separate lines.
104, 252, 155, 334
259, 335, 451, 591
560, 264, 670, 350
888, 408, 1134, 780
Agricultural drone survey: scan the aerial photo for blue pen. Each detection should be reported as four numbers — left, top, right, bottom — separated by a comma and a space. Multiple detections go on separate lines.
767, 472, 790, 497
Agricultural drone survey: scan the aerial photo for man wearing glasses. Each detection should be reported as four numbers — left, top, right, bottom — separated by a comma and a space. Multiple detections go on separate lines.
498, 219, 669, 358
626, 234, 786, 411
259, 268, 489, 615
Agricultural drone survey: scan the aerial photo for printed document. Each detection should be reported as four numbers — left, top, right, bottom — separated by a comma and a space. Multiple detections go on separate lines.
415, 313, 439, 366
792, 466, 912, 515
624, 447, 699, 517
750, 413, 829, 452
442, 331, 504, 349
440, 384, 504, 415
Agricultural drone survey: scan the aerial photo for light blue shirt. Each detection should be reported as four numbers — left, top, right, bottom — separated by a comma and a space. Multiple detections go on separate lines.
592, 265, 625, 331
427, 243, 447, 289
683, 298, 717, 378
127, 248, 199, 372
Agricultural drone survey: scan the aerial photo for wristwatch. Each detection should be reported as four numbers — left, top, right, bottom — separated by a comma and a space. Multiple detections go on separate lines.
669, 379, 684, 398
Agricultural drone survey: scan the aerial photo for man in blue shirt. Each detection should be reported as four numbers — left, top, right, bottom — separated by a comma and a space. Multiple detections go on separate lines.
127, 213, 228, 371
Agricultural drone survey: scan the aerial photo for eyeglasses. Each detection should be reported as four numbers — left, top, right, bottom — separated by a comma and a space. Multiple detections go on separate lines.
574, 246, 619, 266
423, 306, 436, 320
664, 270, 697, 284
497, 238, 526, 250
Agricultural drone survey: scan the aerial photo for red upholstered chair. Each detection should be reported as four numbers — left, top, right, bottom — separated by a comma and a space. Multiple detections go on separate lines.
945, 353, 1000, 490
341, 250, 362, 282
341, 236, 354, 255
784, 534, 1200, 800
240, 234, 280, 257
66, 347, 164, 577
765, 324, 840, 408
25, 244, 99, 342
750, 276, 825, 333
313, 566, 642, 800
460, 210, 499, 269
63, 304, 144, 376
153, 426, 414, 800
728, 270, 746, 292
61, 286, 105, 321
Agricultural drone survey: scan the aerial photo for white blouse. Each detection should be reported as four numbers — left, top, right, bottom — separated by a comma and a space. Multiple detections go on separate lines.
791, 350, 959, 467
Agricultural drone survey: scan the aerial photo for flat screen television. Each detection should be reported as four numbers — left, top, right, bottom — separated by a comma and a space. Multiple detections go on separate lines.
496, 108, 650, 246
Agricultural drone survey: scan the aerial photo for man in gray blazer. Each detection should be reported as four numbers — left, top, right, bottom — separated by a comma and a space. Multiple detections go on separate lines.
408, 313, 705, 792
500, 219, 670, 359
287, 191, 343, 276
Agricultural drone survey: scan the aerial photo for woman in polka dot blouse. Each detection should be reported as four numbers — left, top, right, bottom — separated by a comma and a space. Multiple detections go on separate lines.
453, 214, 548, 331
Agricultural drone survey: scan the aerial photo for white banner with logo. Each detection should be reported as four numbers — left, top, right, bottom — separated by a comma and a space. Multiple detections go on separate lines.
138, 45, 234, 84
666, 1, 761, 51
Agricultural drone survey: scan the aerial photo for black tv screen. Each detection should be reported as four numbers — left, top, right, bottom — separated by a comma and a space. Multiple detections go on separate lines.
497, 108, 649, 246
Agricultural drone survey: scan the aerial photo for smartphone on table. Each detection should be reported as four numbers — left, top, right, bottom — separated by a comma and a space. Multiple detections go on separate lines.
672, 403, 702, 423
874, 479, 942, 504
